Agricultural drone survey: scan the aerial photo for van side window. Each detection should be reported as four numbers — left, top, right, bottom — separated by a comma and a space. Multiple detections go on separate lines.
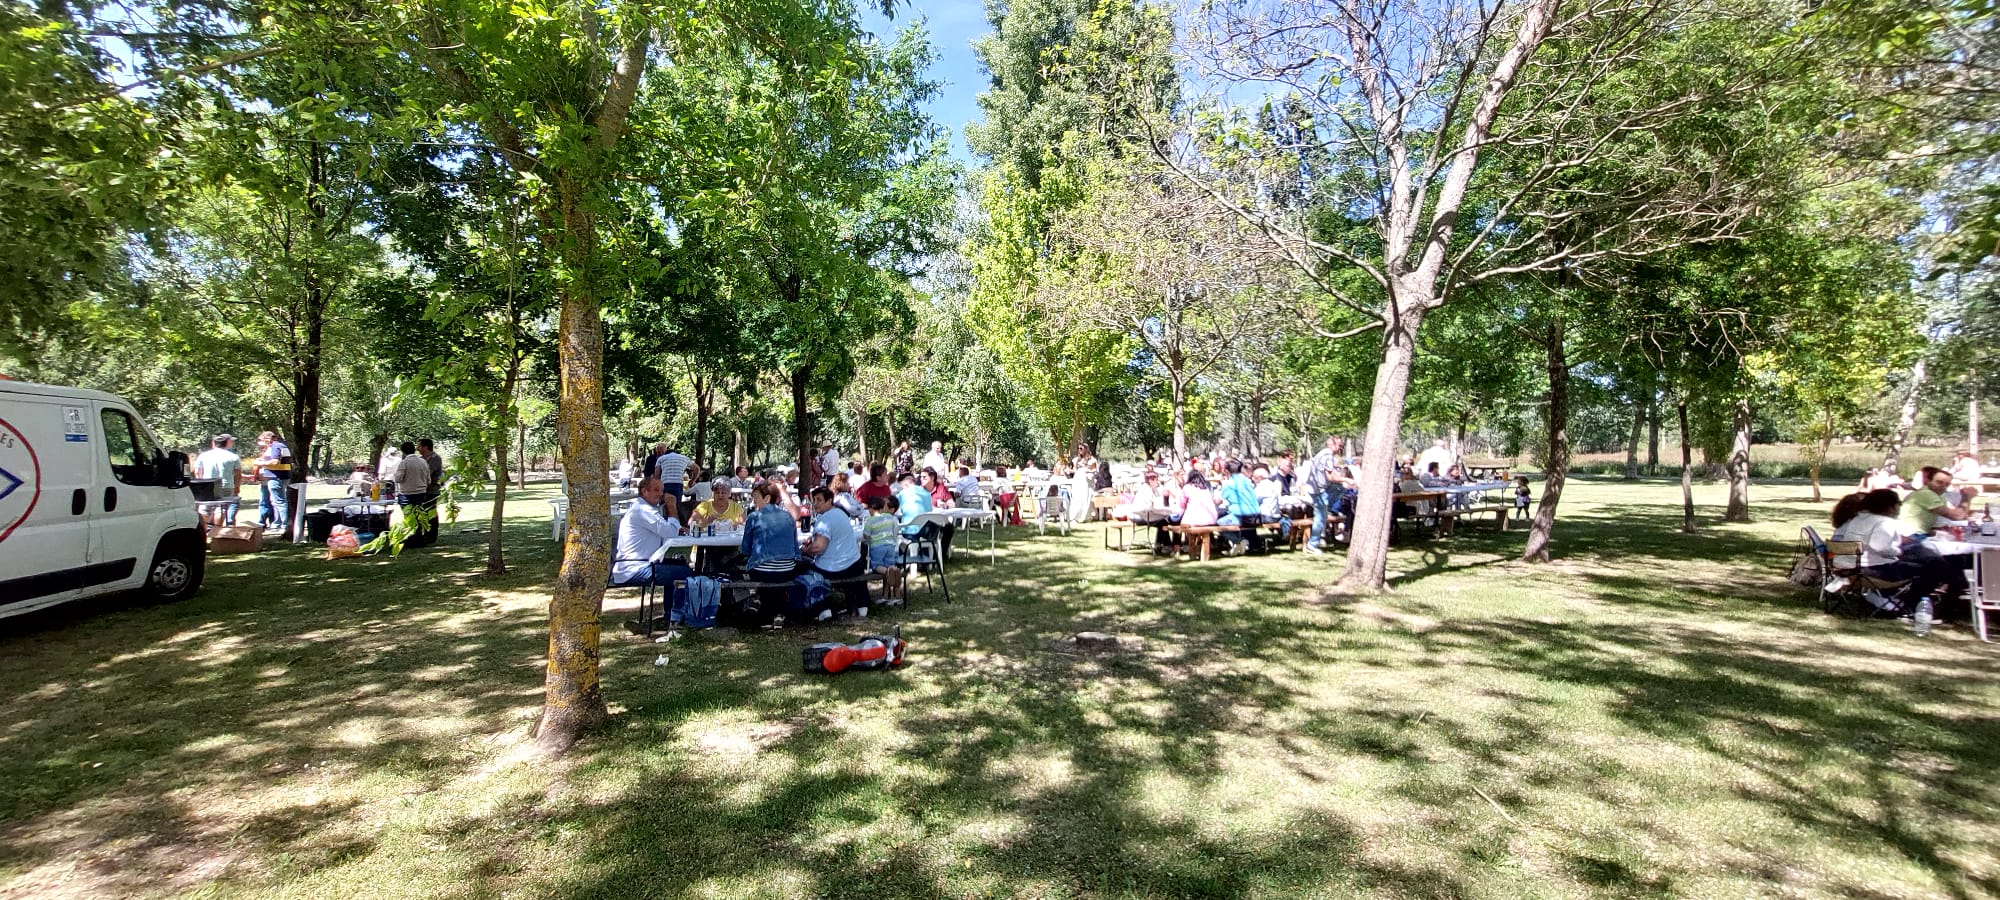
100, 408, 156, 485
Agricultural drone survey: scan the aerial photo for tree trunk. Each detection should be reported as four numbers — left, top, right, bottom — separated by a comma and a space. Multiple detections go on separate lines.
1453, 410, 1469, 466
792, 363, 814, 481
1171, 378, 1188, 463
1678, 399, 1696, 533
1724, 397, 1751, 523
1971, 394, 1981, 457
535, 179, 612, 754
732, 428, 746, 472
488, 435, 509, 575
693, 371, 711, 476
1336, 304, 1426, 592
1623, 404, 1641, 480
1646, 395, 1660, 475
489, 355, 521, 575
367, 432, 389, 480
1522, 320, 1567, 563
856, 406, 869, 467
517, 414, 528, 489
1810, 407, 1832, 503
1885, 357, 1927, 472
1248, 389, 1265, 460
883, 409, 897, 455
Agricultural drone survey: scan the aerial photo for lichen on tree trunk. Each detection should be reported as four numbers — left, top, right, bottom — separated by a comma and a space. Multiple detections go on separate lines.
534, 183, 612, 753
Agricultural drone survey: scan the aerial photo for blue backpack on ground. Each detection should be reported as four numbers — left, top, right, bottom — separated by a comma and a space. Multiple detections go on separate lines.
672, 576, 720, 629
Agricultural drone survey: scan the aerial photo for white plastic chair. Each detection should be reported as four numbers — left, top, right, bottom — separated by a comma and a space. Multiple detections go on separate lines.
1973, 548, 2000, 642
1036, 485, 1071, 536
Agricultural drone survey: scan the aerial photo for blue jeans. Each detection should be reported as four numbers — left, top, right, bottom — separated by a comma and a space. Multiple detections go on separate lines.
1309, 487, 1338, 545
259, 477, 288, 529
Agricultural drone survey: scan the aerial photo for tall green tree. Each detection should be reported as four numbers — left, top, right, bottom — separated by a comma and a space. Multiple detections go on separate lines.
965, 0, 1174, 454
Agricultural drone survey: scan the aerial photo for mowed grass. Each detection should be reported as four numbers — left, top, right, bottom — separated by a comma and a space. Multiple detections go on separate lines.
1, 478, 1997, 899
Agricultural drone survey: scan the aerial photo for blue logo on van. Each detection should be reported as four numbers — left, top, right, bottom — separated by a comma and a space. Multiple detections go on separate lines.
0, 465, 19, 502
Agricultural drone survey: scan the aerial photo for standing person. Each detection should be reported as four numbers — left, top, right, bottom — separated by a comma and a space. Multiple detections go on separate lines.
921, 441, 948, 477
818, 442, 842, 487
417, 438, 445, 547
893, 440, 915, 478
193, 434, 241, 525
640, 442, 666, 488
252, 431, 293, 533
391, 441, 433, 546
654, 446, 692, 507
1304, 435, 1342, 554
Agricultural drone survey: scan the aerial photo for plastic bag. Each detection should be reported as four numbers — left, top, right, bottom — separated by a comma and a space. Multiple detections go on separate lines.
326, 524, 362, 559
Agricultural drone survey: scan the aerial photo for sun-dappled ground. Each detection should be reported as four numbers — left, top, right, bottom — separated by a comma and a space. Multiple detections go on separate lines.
2, 477, 1997, 899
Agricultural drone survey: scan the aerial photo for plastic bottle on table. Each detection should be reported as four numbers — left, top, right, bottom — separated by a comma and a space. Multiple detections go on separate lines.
1913, 598, 1933, 637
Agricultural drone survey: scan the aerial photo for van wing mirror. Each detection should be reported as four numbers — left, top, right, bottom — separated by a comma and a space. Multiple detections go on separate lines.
159, 450, 192, 489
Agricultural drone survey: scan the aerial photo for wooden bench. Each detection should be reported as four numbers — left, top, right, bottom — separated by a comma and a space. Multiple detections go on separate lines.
624, 572, 887, 635
1163, 521, 1301, 560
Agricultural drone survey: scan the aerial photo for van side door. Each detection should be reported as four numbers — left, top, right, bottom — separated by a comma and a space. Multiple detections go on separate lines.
0, 397, 94, 615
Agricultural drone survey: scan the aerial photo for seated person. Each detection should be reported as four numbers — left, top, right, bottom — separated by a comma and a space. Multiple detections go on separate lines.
951, 466, 984, 507
895, 473, 934, 536
992, 465, 1022, 525
1118, 471, 1168, 522
863, 495, 904, 602
1902, 467, 1970, 533
1215, 459, 1262, 554
922, 469, 953, 507
1252, 465, 1289, 538
738, 482, 802, 580
1834, 488, 1969, 617
611, 476, 693, 588
690, 478, 745, 530
726, 465, 756, 492
854, 464, 895, 505
805, 487, 868, 615
829, 472, 866, 519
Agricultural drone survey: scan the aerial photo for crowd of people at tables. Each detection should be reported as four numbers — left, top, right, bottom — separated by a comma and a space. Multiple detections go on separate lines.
607, 434, 1523, 622
1826, 450, 1996, 623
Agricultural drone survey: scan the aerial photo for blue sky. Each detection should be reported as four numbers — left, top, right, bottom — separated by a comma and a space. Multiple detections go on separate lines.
862, 0, 992, 163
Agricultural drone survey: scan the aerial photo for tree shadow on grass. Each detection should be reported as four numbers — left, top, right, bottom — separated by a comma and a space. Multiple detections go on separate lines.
0, 516, 563, 893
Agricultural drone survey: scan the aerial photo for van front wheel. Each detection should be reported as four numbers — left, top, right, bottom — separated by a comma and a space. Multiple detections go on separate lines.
145, 532, 206, 601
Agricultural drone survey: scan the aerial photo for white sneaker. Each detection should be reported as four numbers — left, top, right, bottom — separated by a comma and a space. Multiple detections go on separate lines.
1303, 543, 1324, 555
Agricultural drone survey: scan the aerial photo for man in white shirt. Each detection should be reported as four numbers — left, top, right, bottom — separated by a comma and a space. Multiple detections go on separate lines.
655, 447, 692, 506
951, 466, 983, 506
818, 442, 842, 485
193, 434, 241, 524
613, 477, 689, 585
391, 441, 434, 546
921, 441, 949, 477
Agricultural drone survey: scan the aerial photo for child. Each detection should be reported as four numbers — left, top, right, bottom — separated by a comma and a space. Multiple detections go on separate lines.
864, 494, 904, 603
1514, 475, 1532, 521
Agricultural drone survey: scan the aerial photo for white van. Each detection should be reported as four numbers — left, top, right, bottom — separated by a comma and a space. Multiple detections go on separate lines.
0, 380, 205, 617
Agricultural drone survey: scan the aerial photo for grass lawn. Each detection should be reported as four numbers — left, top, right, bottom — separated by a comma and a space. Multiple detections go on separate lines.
2, 478, 1997, 899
